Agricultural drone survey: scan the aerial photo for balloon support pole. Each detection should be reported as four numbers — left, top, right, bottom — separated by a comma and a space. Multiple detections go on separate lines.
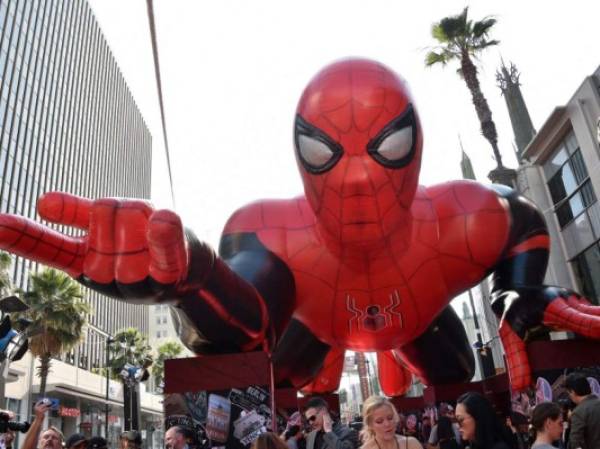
269, 355, 277, 432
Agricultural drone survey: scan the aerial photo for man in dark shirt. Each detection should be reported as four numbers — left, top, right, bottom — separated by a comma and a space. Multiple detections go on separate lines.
565, 372, 600, 449
304, 397, 358, 449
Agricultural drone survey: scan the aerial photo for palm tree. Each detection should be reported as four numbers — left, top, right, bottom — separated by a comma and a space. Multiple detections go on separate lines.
0, 252, 13, 407
107, 328, 153, 379
17, 268, 90, 396
151, 340, 183, 391
426, 7, 504, 168
0, 252, 14, 297
108, 328, 152, 431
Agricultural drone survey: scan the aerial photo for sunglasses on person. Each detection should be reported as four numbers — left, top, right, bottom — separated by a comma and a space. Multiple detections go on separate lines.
306, 415, 318, 423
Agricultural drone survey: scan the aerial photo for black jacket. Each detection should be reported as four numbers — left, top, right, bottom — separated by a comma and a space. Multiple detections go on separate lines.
306, 422, 358, 449
568, 395, 600, 449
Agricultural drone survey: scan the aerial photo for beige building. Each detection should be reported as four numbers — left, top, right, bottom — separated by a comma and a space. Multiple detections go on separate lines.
6, 352, 163, 449
6, 352, 162, 436
149, 305, 178, 344
148, 304, 191, 392
517, 65, 600, 301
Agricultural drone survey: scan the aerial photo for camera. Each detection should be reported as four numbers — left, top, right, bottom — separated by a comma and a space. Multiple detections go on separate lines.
37, 398, 59, 410
0, 412, 30, 434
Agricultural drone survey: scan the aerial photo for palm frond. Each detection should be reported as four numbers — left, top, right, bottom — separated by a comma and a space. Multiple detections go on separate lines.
425, 51, 450, 67
472, 39, 500, 52
0, 252, 13, 295
16, 268, 89, 359
431, 24, 450, 43
151, 341, 184, 385
472, 17, 497, 38
428, 7, 499, 61
0, 252, 12, 270
437, 7, 469, 41
108, 328, 154, 378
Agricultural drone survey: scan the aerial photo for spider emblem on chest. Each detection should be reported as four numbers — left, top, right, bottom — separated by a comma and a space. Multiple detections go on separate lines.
345, 290, 403, 333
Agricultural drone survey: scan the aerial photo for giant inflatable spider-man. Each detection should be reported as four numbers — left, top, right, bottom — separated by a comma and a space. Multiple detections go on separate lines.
1, 58, 599, 395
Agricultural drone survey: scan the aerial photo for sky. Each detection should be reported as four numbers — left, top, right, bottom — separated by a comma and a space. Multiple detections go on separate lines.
80, 0, 600, 372
87, 0, 600, 248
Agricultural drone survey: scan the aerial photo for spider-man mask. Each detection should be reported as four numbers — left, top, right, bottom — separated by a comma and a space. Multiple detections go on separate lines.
295, 58, 423, 247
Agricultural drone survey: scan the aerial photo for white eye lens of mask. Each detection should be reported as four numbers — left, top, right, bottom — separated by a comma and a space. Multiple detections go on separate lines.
297, 134, 335, 168
376, 126, 413, 161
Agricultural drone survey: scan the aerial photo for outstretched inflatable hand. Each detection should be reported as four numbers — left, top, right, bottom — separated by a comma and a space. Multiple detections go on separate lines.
0, 192, 201, 302
493, 286, 600, 391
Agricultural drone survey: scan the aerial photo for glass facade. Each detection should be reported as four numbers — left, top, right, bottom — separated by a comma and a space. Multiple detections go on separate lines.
544, 130, 600, 304
0, 0, 152, 368
572, 243, 600, 303
545, 131, 596, 228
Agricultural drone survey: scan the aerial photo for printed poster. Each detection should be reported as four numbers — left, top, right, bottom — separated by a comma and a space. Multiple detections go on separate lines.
164, 385, 289, 449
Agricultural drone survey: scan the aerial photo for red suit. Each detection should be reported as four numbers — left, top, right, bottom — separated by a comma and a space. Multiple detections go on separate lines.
1, 58, 599, 394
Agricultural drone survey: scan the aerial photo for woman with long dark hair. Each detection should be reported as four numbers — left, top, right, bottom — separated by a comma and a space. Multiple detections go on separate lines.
456, 392, 514, 449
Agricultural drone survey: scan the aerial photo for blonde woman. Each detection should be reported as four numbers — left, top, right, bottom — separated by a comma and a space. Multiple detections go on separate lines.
360, 396, 423, 449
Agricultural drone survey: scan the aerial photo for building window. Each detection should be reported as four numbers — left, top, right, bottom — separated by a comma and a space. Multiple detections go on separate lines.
571, 243, 600, 304
64, 349, 75, 366
544, 130, 600, 304
544, 131, 597, 228
6, 398, 22, 447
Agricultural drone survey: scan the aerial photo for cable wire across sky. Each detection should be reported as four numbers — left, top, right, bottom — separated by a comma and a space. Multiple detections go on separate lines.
145, 0, 176, 209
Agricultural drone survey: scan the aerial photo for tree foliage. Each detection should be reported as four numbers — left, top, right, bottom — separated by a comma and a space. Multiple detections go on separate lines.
151, 340, 184, 389
425, 7, 504, 168
0, 252, 13, 297
16, 268, 90, 396
108, 327, 153, 380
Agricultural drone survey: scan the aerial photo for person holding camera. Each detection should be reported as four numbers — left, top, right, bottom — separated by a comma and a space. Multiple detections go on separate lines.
21, 400, 63, 449
0, 410, 16, 449
564, 373, 600, 449
1, 406, 32, 449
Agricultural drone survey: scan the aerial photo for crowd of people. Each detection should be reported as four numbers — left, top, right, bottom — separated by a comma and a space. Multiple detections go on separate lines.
264, 371, 600, 449
1, 401, 145, 449
2, 372, 599, 449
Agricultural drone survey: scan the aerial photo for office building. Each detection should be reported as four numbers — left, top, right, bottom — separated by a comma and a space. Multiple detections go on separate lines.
518, 65, 600, 302
0, 0, 160, 446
